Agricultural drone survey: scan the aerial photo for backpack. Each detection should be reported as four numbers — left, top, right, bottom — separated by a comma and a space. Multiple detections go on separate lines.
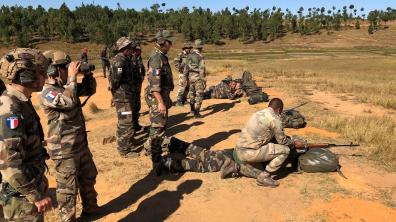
298, 149, 345, 178
281, 110, 307, 129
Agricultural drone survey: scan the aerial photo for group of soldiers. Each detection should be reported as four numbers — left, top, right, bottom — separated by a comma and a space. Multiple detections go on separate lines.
0, 29, 308, 221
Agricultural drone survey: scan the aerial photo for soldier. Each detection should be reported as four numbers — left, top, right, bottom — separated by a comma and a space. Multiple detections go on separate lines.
100, 46, 110, 78
109, 37, 139, 157
0, 48, 52, 221
40, 50, 99, 221
80, 48, 88, 63
131, 44, 146, 131
203, 77, 245, 100
174, 42, 193, 106
184, 39, 206, 118
225, 98, 306, 187
145, 30, 174, 175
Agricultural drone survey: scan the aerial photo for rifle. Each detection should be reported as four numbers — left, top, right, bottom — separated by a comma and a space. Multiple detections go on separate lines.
304, 143, 360, 149
283, 102, 309, 113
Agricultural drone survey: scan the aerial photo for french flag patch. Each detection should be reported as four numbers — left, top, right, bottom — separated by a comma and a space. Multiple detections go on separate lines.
46, 91, 57, 101
6, 116, 19, 129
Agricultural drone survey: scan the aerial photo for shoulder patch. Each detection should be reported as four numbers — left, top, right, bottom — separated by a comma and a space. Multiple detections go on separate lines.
152, 69, 161, 75
6, 116, 20, 129
117, 67, 123, 74
45, 91, 58, 101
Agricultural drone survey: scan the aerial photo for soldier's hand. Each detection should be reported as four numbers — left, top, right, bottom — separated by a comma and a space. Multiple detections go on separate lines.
293, 140, 306, 149
35, 196, 52, 213
68, 61, 81, 77
158, 102, 167, 116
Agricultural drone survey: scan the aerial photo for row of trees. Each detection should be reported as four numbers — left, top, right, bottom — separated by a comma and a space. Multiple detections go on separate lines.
0, 3, 395, 47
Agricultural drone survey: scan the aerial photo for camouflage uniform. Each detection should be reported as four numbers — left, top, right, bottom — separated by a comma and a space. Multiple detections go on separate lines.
204, 81, 244, 100
0, 49, 50, 221
145, 46, 174, 166
235, 108, 292, 173
174, 46, 190, 104
110, 52, 138, 155
132, 53, 145, 129
40, 76, 98, 221
184, 49, 205, 113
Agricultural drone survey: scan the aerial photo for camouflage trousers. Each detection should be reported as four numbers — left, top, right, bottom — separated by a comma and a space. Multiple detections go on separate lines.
2, 174, 48, 222
114, 99, 137, 154
53, 148, 98, 222
235, 143, 290, 173
181, 144, 230, 172
133, 81, 143, 126
145, 92, 169, 163
176, 73, 189, 102
188, 79, 206, 111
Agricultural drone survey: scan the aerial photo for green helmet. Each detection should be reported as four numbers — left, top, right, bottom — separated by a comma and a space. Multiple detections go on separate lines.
194, 39, 204, 49
0, 48, 49, 83
155, 30, 174, 44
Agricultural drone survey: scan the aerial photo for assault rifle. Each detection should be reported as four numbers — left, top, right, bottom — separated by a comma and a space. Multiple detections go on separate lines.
303, 143, 360, 149
283, 102, 309, 113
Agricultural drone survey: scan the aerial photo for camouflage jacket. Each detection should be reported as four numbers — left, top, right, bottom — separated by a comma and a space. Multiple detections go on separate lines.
173, 51, 188, 73
235, 108, 292, 150
0, 85, 48, 203
40, 78, 88, 159
146, 47, 174, 107
110, 53, 137, 101
210, 81, 244, 100
183, 50, 205, 82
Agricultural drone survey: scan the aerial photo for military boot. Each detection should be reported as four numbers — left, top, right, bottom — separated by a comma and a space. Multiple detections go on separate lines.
256, 171, 279, 188
220, 158, 239, 179
193, 110, 202, 118
190, 103, 195, 114
153, 159, 165, 176
164, 156, 185, 172
176, 99, 184, 107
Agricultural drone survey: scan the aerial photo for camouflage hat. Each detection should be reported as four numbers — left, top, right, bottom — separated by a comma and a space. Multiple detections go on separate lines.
155, 30, 174, 43
43, 50, 71, 66
182, 42, 193, 49
115, 37, 135, 51
194, 39, 204, 49
0, 48, 49, 82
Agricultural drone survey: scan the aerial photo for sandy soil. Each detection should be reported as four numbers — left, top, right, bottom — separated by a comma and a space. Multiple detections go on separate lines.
27, 70, 396, 222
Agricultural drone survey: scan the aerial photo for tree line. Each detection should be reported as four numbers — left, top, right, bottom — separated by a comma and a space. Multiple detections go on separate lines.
0, 3, 395, 47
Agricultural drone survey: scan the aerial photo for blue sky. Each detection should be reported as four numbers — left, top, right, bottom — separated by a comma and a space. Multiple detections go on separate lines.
1, 1, 394, 13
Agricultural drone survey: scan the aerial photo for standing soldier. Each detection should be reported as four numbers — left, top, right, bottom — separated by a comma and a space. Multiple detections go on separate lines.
184, 39, 206, 118
80, 48, 88, 63
174, 42, 193, 106
100, 46, 110, 78
131, 44, 146, 131
109, 37, 139, 157
0, 48, 52, 221
40, 50, 99, 221
145, 30, 174, 175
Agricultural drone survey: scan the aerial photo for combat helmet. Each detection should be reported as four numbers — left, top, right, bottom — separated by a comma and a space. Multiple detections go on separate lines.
155, 30, 174, 44
43, 50, 71, 77
194, 39, 204, 49
0, 48, 49, 85
115, 37, 136, 51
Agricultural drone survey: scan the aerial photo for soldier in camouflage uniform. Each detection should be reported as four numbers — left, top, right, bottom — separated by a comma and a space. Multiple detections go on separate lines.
229, 98, 306, 187
109, 37, 140, 157
40, 51, 99, 221
131, 45, 146, 131
145, 30, 174, 175
0, 48, 52, 221
183, 39, 206, 118
203, 78, 245, 100
174, 42, 193, 106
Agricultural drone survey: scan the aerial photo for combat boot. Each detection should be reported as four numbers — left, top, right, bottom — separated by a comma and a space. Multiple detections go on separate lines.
164, 156, 185, 172
153, 159, 165, 176
193, 110, 202, 118
176, 99, 184, 107
190, 103, 195, 114
220, 158, 239, 179
256, 171, 279, 188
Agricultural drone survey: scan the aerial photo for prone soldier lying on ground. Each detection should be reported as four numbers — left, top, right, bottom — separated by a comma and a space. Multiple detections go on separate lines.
203, 76, 245, 100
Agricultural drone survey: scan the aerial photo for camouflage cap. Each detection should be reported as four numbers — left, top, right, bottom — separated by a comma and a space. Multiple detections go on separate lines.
182, 42, 193, 49
194, 39, 204, 49
0, 48, 49, 82
155, 30, 174, 43
115, 37, 136, 51
43, 50, 71, 66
